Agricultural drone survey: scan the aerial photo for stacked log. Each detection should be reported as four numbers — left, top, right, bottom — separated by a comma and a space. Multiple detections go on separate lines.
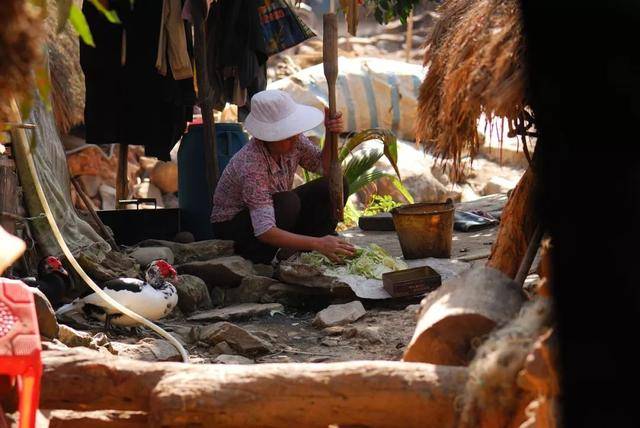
41, 349, 468, 428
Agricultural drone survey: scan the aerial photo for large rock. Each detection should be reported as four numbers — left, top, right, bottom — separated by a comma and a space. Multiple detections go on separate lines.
276, 262, 354, 297
260, 282, 333, 309
133, 180, 165, 208
128, 246, 174, 267
217, 275, 279, 305
175, 274, 212, 314
199, 322, 272, 356
57, 325, 116, 355
150, 161, 178, 194
213, 354, 254, 364
77, 251, 141, 284
177, 256, 255, 288
30, 287, 59, 339
210, 341, 236, 356
313, 301, 367, 328
139, 239, 234, 265
482, 176, 517, 196
111, 338, 183, 362
187, 303, 283, 322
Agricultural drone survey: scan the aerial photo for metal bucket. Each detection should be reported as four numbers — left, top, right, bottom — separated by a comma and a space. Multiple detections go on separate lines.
391, 200, 454, 259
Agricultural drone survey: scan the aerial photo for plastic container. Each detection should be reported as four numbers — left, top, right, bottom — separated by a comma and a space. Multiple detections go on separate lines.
391, 199, 454, 259
0, 278, 42, 428
178, 123, 248, 241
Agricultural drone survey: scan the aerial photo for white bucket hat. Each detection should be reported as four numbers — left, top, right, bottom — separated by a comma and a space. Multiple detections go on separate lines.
244, 90, 324, 142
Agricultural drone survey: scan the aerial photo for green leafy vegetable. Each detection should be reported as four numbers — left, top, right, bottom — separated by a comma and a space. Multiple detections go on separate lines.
299, 243, 407, 280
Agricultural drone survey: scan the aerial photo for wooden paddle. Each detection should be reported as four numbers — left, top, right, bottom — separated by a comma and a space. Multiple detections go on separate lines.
323, 13, 344, 223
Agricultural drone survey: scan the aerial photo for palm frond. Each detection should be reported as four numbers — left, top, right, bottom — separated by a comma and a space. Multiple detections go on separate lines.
339, 128, 401, 179
343, 149, 383, 188
348, 170, 388, 196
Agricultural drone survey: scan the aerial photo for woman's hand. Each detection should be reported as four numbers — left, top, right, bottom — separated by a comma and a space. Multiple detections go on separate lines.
324, 108, 344, 134
314, 235, 356, 263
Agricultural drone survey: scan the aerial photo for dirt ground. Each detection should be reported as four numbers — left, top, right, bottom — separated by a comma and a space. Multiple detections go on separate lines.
71, 194, 509, 365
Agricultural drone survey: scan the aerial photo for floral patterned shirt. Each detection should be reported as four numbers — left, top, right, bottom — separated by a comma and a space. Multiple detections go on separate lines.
210, 135, 323, 236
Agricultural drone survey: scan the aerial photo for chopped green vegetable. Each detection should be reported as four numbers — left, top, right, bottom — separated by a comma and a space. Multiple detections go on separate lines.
299, 243, 407, 280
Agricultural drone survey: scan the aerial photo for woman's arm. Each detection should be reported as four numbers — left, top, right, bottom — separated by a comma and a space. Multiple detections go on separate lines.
258, 227, 355, 262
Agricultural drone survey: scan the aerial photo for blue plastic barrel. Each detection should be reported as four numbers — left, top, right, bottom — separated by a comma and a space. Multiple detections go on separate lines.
178, 122, 248, 240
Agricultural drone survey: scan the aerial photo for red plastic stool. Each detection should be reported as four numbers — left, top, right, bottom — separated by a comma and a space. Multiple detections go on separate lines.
0, 279, 41, 428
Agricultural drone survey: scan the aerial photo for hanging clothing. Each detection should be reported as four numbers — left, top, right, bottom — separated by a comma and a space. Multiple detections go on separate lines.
157, 0, 194, 80
80, 0, 195, 161
206, 0, 269, 111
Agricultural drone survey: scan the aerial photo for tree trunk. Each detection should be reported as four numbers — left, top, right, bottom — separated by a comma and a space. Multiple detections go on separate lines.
487, 167, 538, 278
41, 349, 467, 428
403, 267, 525, 365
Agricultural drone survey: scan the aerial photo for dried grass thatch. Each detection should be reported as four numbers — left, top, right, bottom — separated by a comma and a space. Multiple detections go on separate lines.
0, 0, 43, 122
415, 0, 527, 174
45, 0, 85, 134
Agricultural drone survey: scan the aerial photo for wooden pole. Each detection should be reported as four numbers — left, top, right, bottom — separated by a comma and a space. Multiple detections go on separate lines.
191, 0, 219, 199
405, 10, 414, 62
41, 349, 467, 428
0, 153, 19, 236
323, 13, 343, 222
70, 176, 119, 250
115, 143, 128, 210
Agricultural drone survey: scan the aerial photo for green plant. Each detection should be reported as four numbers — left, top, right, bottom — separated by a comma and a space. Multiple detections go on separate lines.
362, 194, 401, 217
340, 128, 414, 203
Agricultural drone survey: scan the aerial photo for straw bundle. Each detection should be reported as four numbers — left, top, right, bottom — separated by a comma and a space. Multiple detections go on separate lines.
45, 0, 85, 134
415, 0, 527, 174
0, 0, 43, 122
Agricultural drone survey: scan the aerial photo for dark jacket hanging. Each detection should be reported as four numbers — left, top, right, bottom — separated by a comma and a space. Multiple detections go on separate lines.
80, 0, 195, 161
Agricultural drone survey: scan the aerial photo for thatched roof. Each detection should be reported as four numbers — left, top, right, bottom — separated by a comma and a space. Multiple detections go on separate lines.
415, 0, 527, 173
0, 0, 43, 122
45, 0, 85, 134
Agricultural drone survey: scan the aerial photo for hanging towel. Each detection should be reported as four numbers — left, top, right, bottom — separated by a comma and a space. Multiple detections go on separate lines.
157, 0, 194, 80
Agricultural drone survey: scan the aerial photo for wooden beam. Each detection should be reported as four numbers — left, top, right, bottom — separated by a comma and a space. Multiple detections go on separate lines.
191, 0, 219, 198
115, 143, 128, 210
41, 349, 467, 428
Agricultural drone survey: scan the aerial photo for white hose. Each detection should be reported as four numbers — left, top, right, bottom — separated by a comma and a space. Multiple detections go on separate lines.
10, 99, 190, 363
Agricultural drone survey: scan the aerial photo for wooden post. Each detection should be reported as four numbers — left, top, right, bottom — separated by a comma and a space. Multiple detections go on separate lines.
405, 10, 414, 62
70, 176, 119, 250
191, 0, 219, 199
115, 143, 128, 210
0, 152, 19, 235
323, 13, 343, 223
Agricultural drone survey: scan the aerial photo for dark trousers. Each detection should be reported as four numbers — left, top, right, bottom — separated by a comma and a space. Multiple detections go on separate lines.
212, 177, 349, 264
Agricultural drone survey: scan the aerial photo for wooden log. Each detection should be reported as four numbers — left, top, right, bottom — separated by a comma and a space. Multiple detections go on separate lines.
487, 167, 538, 278
41, 349, 467, 428
403, 266, 525, 365
46, 410, 148, 428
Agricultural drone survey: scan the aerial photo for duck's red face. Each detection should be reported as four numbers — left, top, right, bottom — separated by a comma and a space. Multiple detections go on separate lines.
155, 260, 177, 279
146, 260, 177, 287
43, 256, 68, 276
